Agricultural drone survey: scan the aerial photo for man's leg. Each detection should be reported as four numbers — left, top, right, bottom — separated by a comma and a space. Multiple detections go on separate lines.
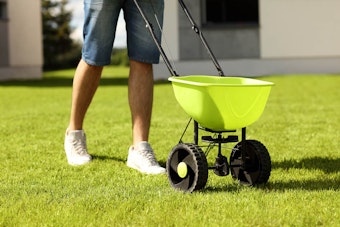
126, 60, 165, 174
128, 60, 153, 146
64, 59, 103, 165
68, 59, 103, 131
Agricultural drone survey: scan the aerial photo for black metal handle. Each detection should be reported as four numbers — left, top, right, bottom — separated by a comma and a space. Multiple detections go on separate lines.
133, 0, 224, 77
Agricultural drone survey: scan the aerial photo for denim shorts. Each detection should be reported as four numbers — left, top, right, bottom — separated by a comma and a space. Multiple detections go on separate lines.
82, 0, 164, 66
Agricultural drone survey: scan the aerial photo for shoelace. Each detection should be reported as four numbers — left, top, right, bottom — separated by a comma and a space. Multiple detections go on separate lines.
72, 138, 87, 155
139, 149, 158, 166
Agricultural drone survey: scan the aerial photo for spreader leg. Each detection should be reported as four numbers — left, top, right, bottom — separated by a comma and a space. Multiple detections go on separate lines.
194, 121, 199, 145
242, 127, 246, 141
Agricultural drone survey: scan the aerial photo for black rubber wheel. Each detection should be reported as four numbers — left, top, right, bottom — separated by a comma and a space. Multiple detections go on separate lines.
230, 140, 271, 186
166, 143, 208, 192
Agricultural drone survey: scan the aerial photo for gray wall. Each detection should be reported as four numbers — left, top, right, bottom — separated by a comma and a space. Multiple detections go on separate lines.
178, 0, 259, 60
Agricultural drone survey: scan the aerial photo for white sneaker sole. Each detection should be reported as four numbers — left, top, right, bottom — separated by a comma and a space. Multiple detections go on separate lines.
127, 160, 166, 174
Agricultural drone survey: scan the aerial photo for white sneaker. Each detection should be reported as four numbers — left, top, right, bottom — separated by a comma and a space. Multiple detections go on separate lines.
127, 141, 166, 174
64, 130, 92, 165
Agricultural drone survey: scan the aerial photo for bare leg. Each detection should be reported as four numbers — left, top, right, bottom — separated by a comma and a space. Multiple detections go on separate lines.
68, 59, 103, 131
64, 60, 102, 165
128, 60, 154, 146
126, 60, 165, 174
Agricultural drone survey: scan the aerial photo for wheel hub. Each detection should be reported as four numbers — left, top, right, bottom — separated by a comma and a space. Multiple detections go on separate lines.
177, 162, 188, 178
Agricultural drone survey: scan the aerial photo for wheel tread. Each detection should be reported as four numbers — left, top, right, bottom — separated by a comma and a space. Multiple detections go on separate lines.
166, 143, 208, 192
230, 140, 271, 185
248, 140, 271, 184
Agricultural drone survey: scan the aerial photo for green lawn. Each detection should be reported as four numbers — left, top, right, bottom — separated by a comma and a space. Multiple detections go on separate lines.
0, 67, 339, 226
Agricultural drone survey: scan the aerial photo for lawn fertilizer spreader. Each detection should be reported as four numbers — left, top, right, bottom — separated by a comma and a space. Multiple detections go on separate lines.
134, 0, 274, 192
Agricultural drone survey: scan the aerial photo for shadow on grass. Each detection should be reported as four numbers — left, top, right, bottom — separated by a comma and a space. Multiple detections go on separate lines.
200, 157, 340, 193
92, 154, 126, 163
88, 155, 339, 192
201, 177, 339, 193
272, 156, 340, 173
265, 178, 340, 191
267, 156, 340, 191
202, 184, 242, 193
0, 76, 169, 87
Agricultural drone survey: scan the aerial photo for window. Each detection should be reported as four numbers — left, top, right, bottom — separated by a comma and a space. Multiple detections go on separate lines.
203, 0, 259, 26
0, 1, 7, 20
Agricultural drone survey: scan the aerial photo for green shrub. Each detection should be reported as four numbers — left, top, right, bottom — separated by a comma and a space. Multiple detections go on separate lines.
111, 48, 129, 66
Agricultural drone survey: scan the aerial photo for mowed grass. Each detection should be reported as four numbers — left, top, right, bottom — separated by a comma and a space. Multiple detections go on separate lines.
0, 66, 339, 226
